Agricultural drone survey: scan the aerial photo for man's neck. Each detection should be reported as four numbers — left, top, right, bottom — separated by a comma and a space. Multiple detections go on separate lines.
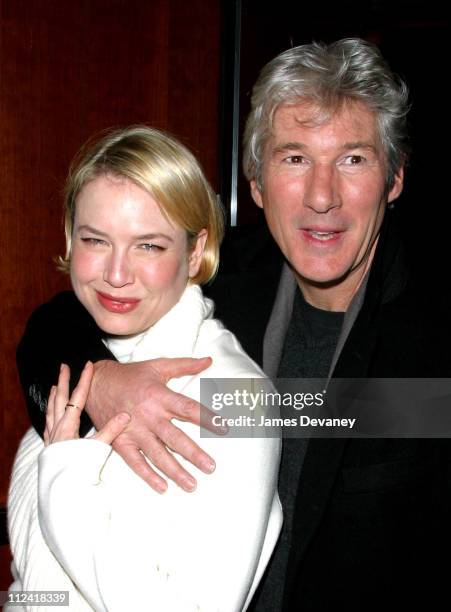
296, 247, 376, 312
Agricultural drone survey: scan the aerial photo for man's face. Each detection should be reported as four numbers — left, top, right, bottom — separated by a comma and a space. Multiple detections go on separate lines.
251, 101, 404, 308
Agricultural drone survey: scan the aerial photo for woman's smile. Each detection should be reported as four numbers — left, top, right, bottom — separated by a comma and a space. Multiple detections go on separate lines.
95, 291, 141, 314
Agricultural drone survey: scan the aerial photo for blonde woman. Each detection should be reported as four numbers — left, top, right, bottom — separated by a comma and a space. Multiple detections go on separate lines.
8, 126, 282, 612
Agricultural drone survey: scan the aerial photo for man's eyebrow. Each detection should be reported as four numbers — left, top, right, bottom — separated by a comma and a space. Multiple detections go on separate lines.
271, 142, 306, 154
76, 225, 174, 242
341, 141, 378, 152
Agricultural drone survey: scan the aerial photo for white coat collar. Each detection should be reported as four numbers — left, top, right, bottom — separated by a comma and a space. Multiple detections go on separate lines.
104, 285, 213, 364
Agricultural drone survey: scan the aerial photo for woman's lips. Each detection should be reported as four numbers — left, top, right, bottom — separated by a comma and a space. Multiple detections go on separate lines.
96, 291, 141, 313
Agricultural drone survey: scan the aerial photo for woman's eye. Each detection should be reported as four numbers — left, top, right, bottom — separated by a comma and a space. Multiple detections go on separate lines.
138, 243, 164, 252
81, 237, 106, 246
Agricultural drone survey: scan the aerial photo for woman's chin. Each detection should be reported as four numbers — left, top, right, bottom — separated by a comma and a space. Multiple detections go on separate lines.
92, 312, 148, 337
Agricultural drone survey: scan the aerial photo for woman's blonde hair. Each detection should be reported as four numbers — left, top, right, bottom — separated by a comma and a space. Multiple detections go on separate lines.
59, 125, 224, 284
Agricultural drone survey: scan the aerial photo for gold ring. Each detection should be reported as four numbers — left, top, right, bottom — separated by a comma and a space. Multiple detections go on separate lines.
65, 403, 80, 410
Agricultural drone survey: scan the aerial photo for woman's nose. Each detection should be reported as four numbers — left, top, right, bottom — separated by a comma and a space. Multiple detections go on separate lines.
103, 250, 134, 287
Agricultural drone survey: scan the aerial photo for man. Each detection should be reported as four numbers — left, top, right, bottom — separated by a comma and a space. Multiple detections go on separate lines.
18, 39, 450, 609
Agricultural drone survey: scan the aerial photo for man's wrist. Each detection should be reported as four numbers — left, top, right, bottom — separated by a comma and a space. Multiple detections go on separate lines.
86, 359, 124, 424
86, 359, 111, 419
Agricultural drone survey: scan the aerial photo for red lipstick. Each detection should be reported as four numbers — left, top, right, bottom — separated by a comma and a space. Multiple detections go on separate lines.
96, 291, 140, 314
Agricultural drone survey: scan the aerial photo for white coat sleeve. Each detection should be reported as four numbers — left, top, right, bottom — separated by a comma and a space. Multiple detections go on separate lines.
38, 439, 113, 612
8, 429, 95, 612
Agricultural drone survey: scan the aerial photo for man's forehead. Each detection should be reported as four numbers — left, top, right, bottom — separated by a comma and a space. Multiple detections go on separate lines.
270, 99, 378, 139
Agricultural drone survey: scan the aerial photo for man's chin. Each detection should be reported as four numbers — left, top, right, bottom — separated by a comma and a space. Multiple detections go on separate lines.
292, 267, 349, 289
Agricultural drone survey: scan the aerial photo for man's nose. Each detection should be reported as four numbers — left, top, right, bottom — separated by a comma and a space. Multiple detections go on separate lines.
103, 249, 134, 287
304, 164, 340, 213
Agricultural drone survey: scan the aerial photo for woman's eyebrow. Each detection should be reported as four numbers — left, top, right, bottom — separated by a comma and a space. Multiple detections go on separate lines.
76, 225, 174, 242
76, 224, 108, 236
134, 233, 174, 242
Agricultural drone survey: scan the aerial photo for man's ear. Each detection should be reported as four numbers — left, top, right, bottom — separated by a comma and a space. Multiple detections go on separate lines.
250, 179, 264, 209
188, 229, 208, 278
387, 166, 404, 204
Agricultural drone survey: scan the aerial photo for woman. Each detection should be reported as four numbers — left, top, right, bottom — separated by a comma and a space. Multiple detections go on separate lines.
8, 126, 282, 611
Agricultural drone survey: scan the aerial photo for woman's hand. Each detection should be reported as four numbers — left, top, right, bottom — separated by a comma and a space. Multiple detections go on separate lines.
44, 362, 130, 446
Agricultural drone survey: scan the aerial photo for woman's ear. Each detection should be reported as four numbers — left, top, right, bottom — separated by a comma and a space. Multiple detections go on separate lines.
188, 229, 208, 278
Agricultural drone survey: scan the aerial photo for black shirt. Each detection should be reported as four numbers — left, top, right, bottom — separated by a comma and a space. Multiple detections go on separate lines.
251, 289, 344, 610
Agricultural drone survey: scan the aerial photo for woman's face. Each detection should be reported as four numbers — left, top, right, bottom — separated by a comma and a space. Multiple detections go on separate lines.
70, 174, 204, 336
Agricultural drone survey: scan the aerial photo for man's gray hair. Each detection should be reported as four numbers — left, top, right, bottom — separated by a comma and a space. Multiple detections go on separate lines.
243, 38, 410, 191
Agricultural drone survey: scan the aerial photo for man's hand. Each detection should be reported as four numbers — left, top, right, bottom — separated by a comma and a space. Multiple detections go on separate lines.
86, 357, 218, 493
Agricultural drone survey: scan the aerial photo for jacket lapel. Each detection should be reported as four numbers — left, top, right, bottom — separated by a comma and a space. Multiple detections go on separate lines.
263, 264, 297, 378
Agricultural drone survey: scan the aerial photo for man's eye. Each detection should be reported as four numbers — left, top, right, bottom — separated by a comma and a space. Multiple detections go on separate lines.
344, 155, 364, 165
284, 155, 305, 164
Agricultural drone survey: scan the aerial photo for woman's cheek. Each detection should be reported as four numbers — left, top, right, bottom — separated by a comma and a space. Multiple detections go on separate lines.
139, 254, 188, 288
70, 249, 101, 284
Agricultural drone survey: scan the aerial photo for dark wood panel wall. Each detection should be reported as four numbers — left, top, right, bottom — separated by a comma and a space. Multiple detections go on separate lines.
0, 0, 221, 586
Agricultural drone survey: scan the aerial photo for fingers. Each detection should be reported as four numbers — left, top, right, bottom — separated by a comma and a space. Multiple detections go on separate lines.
113, 438, 169, 494
54, 363, 70, 423
44, 385, 57, 447
199, 404, 229, 435
156, 419, 216, 477
134, 389, 219, 478
141, 434, 199, 492
171, 392, 227, 436
154, 357, 212, 382
58, 361, 94, 440
46, 362, 94, 444
67, 361, 94, 411
93, 413, 131, 445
